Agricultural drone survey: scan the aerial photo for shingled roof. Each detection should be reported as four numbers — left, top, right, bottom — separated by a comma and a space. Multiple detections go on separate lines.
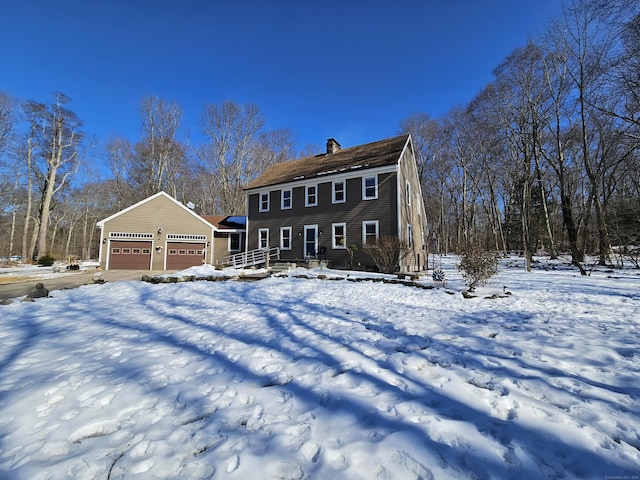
201, 215, 246, 230
245, 134, 410, 190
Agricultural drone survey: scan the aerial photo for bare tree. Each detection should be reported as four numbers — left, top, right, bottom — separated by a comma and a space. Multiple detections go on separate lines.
196, 102, 295, 214
24, 93, 83, 259
0, 92, 13, 154
0, 92, 17, 257
105, 136, 136, 210
197, 102, 265, 214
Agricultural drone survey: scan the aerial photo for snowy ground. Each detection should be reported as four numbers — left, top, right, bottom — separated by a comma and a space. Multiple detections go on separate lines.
0, 256, 639, 479
0, 261, 100, 282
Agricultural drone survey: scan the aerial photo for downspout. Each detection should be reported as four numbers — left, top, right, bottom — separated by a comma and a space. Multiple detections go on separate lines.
209, 228, 215, 266
244, 193, 250, 263
97, 224, 103, 266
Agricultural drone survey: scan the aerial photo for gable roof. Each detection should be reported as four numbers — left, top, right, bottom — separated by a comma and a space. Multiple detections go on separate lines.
96, 191, 216, 230
245, 134, 410, 191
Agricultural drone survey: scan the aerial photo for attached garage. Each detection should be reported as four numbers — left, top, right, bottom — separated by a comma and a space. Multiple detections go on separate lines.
108, 240, 152, 270
97, 192, 245, 271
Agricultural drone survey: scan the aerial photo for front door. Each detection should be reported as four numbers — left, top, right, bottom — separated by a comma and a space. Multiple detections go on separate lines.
303, 225, 318, 258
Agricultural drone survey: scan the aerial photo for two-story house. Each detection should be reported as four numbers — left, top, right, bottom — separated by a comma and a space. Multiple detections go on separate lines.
244, 134, 428, 272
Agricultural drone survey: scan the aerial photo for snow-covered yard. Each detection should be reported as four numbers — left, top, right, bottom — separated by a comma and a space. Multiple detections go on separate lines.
0, 257, 638, 479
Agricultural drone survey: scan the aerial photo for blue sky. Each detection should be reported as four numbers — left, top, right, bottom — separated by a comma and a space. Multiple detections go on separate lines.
1, 1, 563, 155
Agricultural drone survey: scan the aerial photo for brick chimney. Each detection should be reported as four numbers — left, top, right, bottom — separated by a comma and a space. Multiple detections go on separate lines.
326, 138, 341, 155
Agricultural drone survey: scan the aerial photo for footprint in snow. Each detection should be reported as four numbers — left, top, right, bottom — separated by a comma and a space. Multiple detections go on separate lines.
300, 442, 321, 462
226, 454, 240, 472
268, 462, 305, 480
390, 450, 434, 480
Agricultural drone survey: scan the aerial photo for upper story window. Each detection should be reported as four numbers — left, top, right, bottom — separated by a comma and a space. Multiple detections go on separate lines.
363, 175, 378, 200
281, 189, 292, 210
407, 224, 413, 246
305, 185, 318, 207
406, 181, 411, 205
259, 192, 270, 212
332, 180, 346, 204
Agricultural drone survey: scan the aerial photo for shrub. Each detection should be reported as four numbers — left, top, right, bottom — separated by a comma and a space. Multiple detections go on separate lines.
362, 237, 411, 274
457, 247, 498, 291
37, 254, 55, 267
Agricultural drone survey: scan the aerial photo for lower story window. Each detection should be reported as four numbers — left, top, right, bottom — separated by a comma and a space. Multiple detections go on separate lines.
229, 233, 241, 251
332, 223, 346, 249
363, 220, 379, 245
280, 227, 292, 250
258, 228, 269, 249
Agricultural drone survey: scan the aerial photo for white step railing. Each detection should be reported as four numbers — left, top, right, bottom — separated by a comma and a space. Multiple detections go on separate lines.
217, 247, 280, 269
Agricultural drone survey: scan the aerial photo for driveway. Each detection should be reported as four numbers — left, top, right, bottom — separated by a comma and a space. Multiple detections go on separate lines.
0, 269, 174, 301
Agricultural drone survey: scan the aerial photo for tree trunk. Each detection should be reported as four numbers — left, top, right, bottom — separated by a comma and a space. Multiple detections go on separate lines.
35, 167, 58, 257
21, 137, 35, 261
533, 152, 558, 259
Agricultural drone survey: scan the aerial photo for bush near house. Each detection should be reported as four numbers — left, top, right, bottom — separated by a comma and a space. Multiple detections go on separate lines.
37, 255, 55, 267
362, 237, 411, 274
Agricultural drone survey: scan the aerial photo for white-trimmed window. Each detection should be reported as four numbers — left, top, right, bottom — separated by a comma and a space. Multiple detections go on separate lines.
281, 189, 292, 210
258, 228, 269, 249
305, 185, 318, 207
259, 192, 270, 212
280, 227, 292, 250
362, 220, 379, 245
363, 175, 378, 200
406, 181, 411, 205
229, 233, 241, 251
332, 223, 346, 249
332, 180, 345, 203
407, 224, 413, 246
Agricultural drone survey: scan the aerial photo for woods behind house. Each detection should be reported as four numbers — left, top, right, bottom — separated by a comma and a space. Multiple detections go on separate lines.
1, 1, 639, 271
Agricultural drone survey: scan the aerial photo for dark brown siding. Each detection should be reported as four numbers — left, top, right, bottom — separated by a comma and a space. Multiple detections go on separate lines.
247, 172, 397, 270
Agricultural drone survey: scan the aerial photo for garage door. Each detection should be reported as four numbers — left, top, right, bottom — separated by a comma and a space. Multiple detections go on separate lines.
166, 242, 206, 270
108, 241, 152, 270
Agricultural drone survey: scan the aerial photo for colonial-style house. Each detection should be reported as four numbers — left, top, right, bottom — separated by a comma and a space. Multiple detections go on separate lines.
244, 134, 428, 272
96, 191, 245, 270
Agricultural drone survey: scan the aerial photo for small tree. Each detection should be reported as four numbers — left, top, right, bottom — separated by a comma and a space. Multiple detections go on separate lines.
457, 247, 498, 291
37, 254, 55, 267
362, 237, 411, 274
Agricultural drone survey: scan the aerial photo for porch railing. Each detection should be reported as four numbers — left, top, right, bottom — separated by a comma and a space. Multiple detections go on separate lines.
217, 247, 280, 269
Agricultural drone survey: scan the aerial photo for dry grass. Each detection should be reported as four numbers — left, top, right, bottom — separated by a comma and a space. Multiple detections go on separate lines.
0, 276, 35, 284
